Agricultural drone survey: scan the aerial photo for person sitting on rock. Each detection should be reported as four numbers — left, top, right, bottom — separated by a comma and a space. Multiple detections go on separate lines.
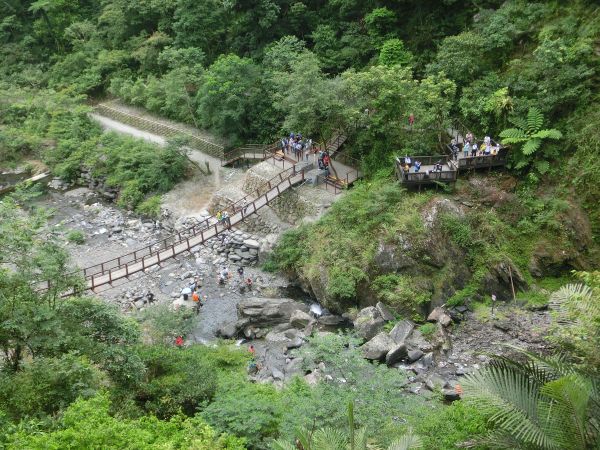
245, 277, 253, 291
237, 266, 244, 279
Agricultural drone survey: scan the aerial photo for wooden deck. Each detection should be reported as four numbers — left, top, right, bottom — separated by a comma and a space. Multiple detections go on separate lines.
447, 140, 509, 172
395, 155, 457, 187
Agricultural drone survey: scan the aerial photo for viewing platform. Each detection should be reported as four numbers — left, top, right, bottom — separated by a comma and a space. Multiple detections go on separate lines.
395, 155, 457, 188
446, 140, 509, 172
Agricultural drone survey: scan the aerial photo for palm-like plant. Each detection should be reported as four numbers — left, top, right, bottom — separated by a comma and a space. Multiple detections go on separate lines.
461, 347, 600, 449
271, 402, 422, 450
499, 107, 562, 173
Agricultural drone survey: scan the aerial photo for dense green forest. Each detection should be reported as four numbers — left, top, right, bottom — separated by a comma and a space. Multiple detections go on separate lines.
1, 0, 600, 448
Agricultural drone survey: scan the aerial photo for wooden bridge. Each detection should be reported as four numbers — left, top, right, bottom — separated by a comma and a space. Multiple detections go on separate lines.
40, 166, 306, 294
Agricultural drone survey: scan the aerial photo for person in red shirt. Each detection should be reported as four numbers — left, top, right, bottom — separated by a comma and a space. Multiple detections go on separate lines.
175, 336, 184, 347
408, 113, 415, 128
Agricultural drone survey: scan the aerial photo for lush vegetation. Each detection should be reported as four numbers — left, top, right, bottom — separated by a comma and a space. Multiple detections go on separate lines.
1, 0, 600, 448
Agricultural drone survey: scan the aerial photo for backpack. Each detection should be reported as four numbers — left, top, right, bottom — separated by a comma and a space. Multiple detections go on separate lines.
192, 292, 200, 302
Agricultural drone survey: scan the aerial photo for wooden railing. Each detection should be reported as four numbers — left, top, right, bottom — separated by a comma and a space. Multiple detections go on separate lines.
40, 166, 305, 294
94, 103, 225, 158
221, 142, 280, 166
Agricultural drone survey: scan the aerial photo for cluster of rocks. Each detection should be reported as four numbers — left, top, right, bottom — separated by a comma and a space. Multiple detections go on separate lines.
219, 297, 345, 341
77, 169, 120, 201
216, 297, 346, 384
208, 230, 261, 265
354, 303, 469, 401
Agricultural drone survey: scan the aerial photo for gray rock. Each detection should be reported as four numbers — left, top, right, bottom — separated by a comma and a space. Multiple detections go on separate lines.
243, 239, 260, 249
353, 307, 385, 341
217, 323, 237, 339
407, 349, 424, 363
406, 330, 434, 353
427, 307, 452, 327
272, 367, 285, 381
237, 298, 309, 330
385, 343, 408, 366
362, 332, 395, 361
425, 375, 445, 391
389, 320, 414, 344
376, 302, 395, 321
286, 338, 304, 350
422, 352, 435, 368
290, 310, 311, 328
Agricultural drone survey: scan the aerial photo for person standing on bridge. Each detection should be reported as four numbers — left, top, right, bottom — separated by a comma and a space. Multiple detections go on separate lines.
241, 198, 248, 216
463, 142, 471, 158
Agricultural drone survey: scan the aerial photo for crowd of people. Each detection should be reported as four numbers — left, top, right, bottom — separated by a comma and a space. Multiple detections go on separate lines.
280, 132, 313, 161
280, 132, 332, 174
401, 155, 444, 175
449, 134, 501, 160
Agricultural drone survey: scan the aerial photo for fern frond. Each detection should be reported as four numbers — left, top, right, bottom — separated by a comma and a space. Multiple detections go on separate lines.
531, 129, 563, 141
387, 431, 423, 450
527, 107, 544, 133
522, 138, 541, 155
462, 360, 558, 449
535, 160, 550, 174
509, 115, 528, 130
539, 374, 594, 449
551, 283, 599, 317
499, 128, 528, 143
270, 439, 298, 450
313, 427, 348, 450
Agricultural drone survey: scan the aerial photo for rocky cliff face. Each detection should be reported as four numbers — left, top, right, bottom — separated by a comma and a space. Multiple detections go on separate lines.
296, 197, 472, 315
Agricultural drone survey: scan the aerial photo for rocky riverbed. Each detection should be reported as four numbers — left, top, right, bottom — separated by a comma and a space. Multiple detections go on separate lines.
33, 176, 555, 400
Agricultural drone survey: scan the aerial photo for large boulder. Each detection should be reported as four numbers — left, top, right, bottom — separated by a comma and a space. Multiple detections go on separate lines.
389, 320, 414, 344
236, 298, 309, 333
427, 307, 452, 327
290, 310, 312, 329
353, 307, 385, 341
385, 343, 408, 366
376, 302, 395, 321
362, 332, 395, 361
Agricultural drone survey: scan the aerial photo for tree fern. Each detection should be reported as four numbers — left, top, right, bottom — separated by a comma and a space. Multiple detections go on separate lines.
500, 107, 562, 173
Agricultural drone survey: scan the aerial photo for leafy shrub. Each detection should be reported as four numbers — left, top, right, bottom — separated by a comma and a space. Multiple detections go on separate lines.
66, 229, 85, 244
138, 303, 195, 345
5, 394, 246, 449
131, 345, 219, 419
418, 323, 436, 338
136, 195, 162, 218
414, 401, 489, 449
0, 354, 103, 421
372, 274, 430, 317
202, 378, 282, 449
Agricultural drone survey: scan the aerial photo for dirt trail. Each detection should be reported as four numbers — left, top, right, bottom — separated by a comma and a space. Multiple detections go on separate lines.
90, 112, 243, 218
